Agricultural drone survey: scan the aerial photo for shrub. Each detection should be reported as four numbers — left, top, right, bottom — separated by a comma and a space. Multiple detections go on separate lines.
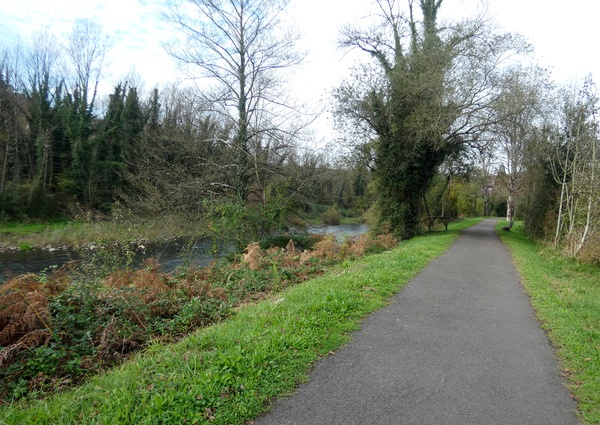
321, 207, 341, 225
258, 233, 316, 251
578, 231, 600, 264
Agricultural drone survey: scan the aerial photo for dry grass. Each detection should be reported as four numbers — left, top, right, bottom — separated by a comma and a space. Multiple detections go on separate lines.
0, 275, 53, 365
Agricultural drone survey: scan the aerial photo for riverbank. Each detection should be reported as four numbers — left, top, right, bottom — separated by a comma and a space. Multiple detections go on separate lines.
0, 218, 484, 424
1, 220, 370, 283
0, 216, 202, 253
0, 222, 394, 405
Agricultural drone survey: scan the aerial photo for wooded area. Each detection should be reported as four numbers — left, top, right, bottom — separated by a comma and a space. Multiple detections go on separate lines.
1, 0, 598, 260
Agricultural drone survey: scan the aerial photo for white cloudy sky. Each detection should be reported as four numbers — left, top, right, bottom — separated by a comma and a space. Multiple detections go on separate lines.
1, 0, 599, 141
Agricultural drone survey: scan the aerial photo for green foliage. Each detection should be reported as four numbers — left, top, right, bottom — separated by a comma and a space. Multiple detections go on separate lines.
203, 194, 295, 254
321, 207, 341, 225
258, 233, 315, 251
17, 242, 32, 251
0, 219, 481, 424
521, 155, 557, 238
499, 221, 600, 424
27, 182, 57, 219
204, 200, 255, 254
494, 200, 507, 218
335, 1, 465, 239
0, 183, 58, 220
75, 240, 137, 279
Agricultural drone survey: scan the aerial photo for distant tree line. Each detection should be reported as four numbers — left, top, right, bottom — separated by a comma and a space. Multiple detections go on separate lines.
0, 14, 370, 243
2, 0, 598, 261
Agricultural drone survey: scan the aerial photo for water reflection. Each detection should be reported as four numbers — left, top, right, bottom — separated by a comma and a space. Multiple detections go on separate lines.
305, 223, 369, 241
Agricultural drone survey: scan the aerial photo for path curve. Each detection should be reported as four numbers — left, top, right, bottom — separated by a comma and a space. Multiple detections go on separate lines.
254, 219, 579, 425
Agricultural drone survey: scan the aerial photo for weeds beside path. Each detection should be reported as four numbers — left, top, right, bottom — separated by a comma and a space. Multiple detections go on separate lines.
499, 221, 600, 424
0, 218, 482, 425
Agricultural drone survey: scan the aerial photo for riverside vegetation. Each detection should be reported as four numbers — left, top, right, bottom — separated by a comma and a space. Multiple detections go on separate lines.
0, 218, 481, 424
0, 224, 400, 405
2, 219, 597, 424
0, 216, 206, 253
498, 221, 600, 424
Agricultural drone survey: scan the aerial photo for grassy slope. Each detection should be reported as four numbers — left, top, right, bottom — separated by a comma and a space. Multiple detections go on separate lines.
0, 219, 482, 425
498, 221, 599, 424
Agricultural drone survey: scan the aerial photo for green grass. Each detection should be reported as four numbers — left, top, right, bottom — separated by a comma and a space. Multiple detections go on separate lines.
0, 218, 483, 424
0, 222, 73, 237
0, 215, 206, 250
498, 221, 600, 424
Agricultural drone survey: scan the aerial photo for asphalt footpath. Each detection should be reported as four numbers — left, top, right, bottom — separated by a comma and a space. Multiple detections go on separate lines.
254, 218, 579, 425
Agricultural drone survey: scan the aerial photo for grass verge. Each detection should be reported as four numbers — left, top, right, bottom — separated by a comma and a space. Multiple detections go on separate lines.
0, 218, 482, 425
497, 221, 600, 424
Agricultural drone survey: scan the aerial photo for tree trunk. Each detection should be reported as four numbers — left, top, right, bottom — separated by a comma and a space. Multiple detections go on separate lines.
574, 134, 597, 256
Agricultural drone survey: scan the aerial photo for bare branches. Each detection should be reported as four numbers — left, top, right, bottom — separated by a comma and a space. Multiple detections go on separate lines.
163, 0, 305, 202
63, 18, 110, 113
549, 77, 599, 255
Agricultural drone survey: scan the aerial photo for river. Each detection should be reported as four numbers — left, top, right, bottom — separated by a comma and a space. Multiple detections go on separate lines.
0, 224, 368, 283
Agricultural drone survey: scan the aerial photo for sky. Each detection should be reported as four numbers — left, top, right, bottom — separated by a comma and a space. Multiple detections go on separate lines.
1, 0, 599, 142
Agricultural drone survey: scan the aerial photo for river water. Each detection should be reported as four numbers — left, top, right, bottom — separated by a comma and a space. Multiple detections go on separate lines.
0, 224, 368, 283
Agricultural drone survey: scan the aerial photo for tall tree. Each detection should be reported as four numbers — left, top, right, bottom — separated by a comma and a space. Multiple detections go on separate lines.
490, 65, 551, 223
0, 45, 27, 198
550, 77, 599, 256
335, 0, 524, 238
163, 0, 304, 203
62, 18, 110, 207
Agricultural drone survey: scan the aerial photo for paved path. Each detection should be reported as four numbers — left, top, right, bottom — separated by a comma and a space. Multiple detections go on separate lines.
255, 219, 579, 425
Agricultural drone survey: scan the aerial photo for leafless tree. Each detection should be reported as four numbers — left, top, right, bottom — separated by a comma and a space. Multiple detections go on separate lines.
550, 77, 599, 256
490, 64, 551, 223
163, 0, 305, 202
63, 18, 110, 113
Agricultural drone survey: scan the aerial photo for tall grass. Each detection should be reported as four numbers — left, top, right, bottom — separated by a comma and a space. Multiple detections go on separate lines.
0, 219, 482, 424
0, 215, 204, 250
498, 221, 600, 424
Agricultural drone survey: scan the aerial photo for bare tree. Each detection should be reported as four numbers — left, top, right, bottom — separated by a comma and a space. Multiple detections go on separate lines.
63, 18, 110, 114
163, 0, 304, 202
550, 77, 599, 256
124, 85, 232, 215
490, 64, 551, 223
61, 19, 111, 207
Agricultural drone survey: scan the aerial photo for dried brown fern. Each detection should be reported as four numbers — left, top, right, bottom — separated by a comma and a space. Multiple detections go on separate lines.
242, 243, 264, 270
0, 275, 51, 347
285, 239, 296, 254
375, 233, 399, 249
348, 235, 368, 256
0, 329, 52, 366
312, 236, 339, 259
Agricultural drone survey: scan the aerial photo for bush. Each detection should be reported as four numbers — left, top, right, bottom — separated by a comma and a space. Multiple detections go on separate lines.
578, 231, 600, 264
321, 207, 341, 225
258, 233, 316, 251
